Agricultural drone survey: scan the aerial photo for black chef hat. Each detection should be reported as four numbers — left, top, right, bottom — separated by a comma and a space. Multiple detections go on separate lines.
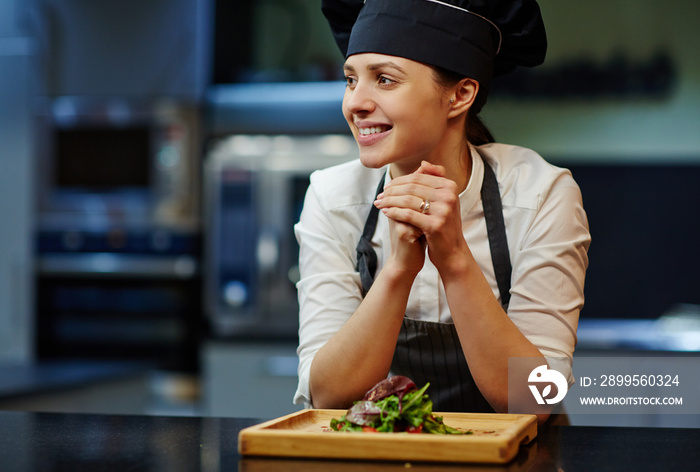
322, 0, 547, 92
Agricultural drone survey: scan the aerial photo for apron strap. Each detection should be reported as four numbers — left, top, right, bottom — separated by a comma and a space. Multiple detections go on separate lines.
480, 160, 512, 308
356, 173, 386, 296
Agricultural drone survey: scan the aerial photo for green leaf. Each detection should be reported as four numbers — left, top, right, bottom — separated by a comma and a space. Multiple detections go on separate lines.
329, 382, 468, 434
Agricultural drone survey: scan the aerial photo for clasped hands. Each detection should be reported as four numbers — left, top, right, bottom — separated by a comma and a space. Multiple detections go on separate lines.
374, 161, 467, 276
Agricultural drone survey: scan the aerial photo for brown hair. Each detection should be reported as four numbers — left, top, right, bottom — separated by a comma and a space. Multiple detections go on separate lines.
431, 66, 495, 146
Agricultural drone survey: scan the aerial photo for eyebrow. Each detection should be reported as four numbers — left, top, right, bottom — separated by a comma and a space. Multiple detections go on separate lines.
343, 61, 407, 75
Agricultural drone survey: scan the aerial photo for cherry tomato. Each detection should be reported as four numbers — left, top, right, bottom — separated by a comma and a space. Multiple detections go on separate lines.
362, 426, 378, 433
406, 424, 423, 434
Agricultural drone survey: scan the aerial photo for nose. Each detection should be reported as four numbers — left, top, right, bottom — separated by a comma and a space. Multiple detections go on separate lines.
343, 81, 375, 116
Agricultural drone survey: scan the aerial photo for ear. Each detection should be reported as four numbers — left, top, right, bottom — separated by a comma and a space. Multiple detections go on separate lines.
447, 78, 479, 119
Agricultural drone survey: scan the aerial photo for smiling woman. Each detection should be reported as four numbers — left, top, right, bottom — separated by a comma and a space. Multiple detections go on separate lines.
293, 0, 590, 425
342, 54, 467, 175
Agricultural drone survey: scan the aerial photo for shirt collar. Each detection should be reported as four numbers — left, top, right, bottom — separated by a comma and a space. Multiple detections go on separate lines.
460, 144, 484, 219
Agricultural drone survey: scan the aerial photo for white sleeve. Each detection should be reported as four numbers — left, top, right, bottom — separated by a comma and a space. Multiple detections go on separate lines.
507, 171, 591, 386
293, 182, 364, 406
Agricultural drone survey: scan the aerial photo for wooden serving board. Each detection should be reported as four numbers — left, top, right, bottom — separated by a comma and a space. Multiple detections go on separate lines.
238, 409, 537, 464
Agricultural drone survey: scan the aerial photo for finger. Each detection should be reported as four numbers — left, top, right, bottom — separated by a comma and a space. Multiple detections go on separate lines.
375, 193, 425, 212
384, 169, 447, 193
415, 160, 446, 178
381, 206, 432, 229
381, 180, 433, 202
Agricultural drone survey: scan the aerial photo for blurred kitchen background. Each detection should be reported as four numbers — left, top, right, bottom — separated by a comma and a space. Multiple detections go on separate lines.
0, 0, 699, 427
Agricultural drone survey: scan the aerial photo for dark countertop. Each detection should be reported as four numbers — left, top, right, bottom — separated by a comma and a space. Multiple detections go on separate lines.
0, 361, 152, 401
0, 410, 698, 471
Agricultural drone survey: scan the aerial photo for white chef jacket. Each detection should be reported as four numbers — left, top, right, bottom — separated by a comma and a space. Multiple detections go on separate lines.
293, 143, 591, 406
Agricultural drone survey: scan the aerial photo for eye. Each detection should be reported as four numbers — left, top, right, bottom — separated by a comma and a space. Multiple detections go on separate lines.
344, 76, 357, 88
378, 75, 396, 86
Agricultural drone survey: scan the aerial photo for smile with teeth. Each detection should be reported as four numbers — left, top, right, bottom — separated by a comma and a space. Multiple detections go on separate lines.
358, 125, 390, 135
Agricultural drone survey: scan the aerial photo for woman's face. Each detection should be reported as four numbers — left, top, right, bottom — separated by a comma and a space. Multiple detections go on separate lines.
342, 53, 451, 174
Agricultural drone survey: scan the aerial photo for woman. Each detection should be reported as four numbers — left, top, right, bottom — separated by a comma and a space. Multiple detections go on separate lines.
294, 0, 590, 423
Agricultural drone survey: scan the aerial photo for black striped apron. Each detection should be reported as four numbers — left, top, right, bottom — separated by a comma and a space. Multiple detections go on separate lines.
355, 161, 511, 412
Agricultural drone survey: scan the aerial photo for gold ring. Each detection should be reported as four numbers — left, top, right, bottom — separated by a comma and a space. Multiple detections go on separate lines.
419, 199, 430, 214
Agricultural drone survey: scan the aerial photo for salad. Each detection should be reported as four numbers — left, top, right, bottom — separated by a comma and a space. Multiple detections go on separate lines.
329, 376, 468, 434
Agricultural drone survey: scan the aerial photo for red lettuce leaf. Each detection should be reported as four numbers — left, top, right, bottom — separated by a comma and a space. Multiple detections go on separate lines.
362, 376, 417, 402
345, 400, 382, 426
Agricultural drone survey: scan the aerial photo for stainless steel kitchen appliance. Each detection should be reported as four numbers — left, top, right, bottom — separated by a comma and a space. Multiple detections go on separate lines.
33, 98, 204, 370
204, 134, 358, 337
35, 97, 201, 234
29, 0, 212, 370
